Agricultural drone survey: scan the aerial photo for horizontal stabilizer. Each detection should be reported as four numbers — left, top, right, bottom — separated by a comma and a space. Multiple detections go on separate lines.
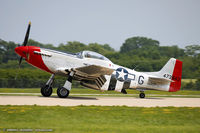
148, 77, 173, 85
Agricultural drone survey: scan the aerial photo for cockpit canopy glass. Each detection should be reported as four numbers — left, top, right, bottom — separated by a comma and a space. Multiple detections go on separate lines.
76, 51, 111, 62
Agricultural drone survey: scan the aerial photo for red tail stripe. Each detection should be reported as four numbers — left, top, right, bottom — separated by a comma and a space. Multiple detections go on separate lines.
169, 59, 182, 92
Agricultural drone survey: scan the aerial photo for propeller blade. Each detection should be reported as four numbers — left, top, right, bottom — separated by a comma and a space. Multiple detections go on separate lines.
19, 57, 23, 67
15, 21, 31, 80
15, 56, 23, 80
22, 21, 31, 46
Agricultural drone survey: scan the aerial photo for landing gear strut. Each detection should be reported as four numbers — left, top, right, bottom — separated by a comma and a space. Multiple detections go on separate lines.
57, 71, 74, 98
41, 74, 54, 97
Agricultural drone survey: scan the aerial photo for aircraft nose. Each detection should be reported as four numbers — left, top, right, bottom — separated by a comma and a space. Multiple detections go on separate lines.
15, 47, 20, 55
15, 46, 28, 58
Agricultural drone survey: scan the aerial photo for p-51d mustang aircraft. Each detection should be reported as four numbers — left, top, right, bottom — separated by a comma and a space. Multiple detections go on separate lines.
15, 22, 182, 98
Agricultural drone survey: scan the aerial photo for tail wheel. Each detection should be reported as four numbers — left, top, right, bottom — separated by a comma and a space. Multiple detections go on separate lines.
57, 87, 70, 98
139, 93, 145, 98
41, 85, 53, 97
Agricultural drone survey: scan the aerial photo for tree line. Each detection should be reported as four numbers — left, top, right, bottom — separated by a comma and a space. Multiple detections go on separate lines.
0, 37, 199, 89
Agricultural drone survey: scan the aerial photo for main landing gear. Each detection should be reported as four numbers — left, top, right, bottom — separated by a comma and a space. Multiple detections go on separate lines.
57, 71, 74, 98
41, 74, 54, 97
41, 71, 74, 98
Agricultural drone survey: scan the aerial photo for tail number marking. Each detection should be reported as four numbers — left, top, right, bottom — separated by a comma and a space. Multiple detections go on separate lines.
163, 74, 172, 79
163, 74, 181, 81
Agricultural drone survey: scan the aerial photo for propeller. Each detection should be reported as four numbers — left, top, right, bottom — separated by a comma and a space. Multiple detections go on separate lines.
19, 56, 23, 66
15, 21, 31, 80
18, 21, 31, 67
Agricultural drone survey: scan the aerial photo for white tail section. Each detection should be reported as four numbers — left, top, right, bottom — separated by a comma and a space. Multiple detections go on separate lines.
145, 58, 176, 77
158, 58, 176, 77
145, 58, 182, 92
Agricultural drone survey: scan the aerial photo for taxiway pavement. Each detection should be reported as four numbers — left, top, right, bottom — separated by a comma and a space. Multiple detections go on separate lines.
0, 96, 200, 107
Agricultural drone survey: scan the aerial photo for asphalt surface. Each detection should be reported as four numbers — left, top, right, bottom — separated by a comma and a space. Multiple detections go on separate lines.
0, 96, 200, 107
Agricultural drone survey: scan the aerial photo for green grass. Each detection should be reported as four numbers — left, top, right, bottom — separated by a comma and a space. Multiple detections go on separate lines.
0, 88, 200, 95
0, 88, 40, 93
0, 105, 199, 133
0, 88, 200, 98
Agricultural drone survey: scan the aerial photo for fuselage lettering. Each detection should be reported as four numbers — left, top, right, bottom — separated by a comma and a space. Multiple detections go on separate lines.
138, 76, 144, 85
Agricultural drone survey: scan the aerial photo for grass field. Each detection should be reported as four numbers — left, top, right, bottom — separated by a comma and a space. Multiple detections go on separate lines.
0, 105, 199, 133
0, 88, 200, 96
0, 88, 200, 98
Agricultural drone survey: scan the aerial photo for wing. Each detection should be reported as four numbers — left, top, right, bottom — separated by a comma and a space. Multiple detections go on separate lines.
73, 65, 114, 89
56, 65, 114, 89
73, 65, 113, 79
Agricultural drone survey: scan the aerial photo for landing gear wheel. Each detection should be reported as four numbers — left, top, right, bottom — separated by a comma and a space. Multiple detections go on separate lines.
41, 85, 53, 97
57, 87, 70, 98
139, 93, 145, 98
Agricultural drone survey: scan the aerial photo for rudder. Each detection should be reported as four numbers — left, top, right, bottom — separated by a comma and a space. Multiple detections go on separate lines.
168, 59, 182, 92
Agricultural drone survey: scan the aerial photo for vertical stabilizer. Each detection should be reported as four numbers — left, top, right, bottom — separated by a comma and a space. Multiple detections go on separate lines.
158, 58, 182, 92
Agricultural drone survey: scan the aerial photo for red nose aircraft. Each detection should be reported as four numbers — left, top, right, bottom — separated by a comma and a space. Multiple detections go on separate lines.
15, 22, 182, 98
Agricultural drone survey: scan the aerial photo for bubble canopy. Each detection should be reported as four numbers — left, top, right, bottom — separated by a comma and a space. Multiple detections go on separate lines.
76, 51, 112, 62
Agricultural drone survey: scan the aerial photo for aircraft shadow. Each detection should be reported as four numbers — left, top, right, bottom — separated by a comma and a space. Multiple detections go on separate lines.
38, 96, 162, 100
39, 96, 97, 100
143, 97, 164, 100
68, 96, 97, 100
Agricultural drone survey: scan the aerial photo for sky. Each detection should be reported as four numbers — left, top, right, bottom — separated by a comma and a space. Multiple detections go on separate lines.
0, 0, 200, 50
